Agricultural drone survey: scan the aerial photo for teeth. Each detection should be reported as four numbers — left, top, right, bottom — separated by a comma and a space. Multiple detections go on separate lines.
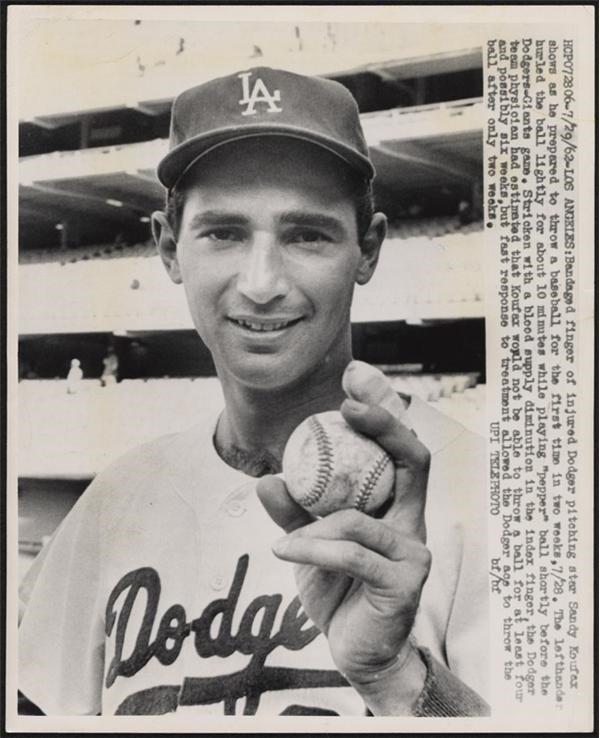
234, 318, 299, 331
235, 318, 293, 332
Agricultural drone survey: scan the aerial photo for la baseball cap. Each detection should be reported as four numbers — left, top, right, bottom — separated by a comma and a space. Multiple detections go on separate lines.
157, 66, 375, 190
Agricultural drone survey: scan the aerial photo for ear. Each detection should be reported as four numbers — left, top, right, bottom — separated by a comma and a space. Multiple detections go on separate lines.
355, 212, 387, 285
152, 211, 182, 284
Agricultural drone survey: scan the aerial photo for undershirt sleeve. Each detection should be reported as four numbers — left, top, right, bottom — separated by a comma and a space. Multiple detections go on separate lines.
412, 647, 491, 717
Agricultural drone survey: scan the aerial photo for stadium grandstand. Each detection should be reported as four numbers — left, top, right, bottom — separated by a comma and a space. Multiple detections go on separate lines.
17, 20, 486, 583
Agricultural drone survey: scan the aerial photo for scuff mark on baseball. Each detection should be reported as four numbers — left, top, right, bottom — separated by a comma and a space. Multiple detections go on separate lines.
282, 410, 395, 517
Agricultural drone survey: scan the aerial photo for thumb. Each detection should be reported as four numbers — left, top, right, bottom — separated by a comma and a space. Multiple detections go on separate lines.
342, 360, 412, 428
256, 474, 314, 534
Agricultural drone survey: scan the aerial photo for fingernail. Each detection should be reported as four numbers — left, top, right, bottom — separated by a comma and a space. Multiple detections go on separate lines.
345, 399, 368, 414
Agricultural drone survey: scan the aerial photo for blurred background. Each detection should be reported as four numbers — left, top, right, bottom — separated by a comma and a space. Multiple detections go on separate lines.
16, 17, 487, 584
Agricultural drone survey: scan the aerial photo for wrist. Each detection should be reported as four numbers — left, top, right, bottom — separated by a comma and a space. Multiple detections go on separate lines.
345, 642, 427, 716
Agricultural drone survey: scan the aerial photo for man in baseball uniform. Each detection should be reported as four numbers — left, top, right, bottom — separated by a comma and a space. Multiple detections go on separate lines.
19, 67, 489, 716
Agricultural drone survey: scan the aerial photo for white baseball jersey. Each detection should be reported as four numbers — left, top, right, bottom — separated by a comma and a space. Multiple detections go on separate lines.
19, 396, 489, 715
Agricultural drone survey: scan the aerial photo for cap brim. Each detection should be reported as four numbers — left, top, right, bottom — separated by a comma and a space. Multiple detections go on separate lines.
157, 125, 375, 189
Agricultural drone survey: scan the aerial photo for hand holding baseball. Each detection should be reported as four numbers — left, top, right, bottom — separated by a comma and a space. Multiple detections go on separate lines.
257, 361, 432, 714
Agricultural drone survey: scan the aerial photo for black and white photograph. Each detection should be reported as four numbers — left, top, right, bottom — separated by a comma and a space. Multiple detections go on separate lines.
5, 3, 595, 732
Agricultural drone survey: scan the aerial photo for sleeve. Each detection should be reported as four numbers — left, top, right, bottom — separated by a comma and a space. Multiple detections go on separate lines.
442, 431, 490, 700
412, 648, 490, 717
19, 478, 107, 715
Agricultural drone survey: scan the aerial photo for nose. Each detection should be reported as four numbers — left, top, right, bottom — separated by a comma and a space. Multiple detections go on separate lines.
236, 232, 290, 304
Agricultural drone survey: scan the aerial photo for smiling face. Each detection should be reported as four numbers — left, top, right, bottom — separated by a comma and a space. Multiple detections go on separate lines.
154, 138, 384, 392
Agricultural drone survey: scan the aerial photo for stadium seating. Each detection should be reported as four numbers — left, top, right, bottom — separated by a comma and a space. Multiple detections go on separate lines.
18, 373, 485, 480
18, 239, 157, 265
19, 216, 479, 265
19, 222, 484, 334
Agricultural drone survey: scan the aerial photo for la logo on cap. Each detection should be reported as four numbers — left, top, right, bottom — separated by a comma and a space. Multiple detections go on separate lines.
238, 71, 282, 116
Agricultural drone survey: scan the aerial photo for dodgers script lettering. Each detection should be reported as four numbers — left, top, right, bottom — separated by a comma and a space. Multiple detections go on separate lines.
104, 554, 347, 714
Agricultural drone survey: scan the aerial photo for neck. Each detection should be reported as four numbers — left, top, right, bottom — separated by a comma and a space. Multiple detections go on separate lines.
214, 350, 352, 476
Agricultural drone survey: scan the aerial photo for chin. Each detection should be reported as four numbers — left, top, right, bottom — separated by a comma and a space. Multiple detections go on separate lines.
226, 354, 313, 392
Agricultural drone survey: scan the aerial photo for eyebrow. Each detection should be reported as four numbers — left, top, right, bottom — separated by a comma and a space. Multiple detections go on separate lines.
279, 211, 347, 238
185, 209, 348, 239
186, 211, 250, 231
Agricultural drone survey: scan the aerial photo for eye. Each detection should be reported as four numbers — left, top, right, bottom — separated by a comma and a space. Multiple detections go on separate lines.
202, 228, 245, 243
287, 228, 331, 247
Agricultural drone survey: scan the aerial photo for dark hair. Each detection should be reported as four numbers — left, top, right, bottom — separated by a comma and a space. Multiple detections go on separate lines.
165, 173, 375, 247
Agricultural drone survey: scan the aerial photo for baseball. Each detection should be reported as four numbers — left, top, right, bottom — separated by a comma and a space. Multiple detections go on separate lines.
282, 410, 395, 517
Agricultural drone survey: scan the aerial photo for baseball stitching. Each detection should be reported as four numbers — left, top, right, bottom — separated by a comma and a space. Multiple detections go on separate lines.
355, 452, 392, 512
300, 416, 334, 507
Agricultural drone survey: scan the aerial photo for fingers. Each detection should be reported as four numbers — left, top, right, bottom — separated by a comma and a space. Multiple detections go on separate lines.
272, 511, 432, 587
340, 400, 430, 536
256, 474, 314, 533
273, 536, 391, 586
279, 508, 422, 561
341, 400, 430, 471
342, 360, 412, 426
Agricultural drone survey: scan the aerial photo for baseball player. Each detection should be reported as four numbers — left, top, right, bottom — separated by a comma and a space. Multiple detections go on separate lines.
19, 67, 489, 716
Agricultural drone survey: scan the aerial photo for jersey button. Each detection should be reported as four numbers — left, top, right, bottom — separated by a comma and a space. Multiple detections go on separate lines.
211, 574, 226, 590
226, 501, 246, 517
